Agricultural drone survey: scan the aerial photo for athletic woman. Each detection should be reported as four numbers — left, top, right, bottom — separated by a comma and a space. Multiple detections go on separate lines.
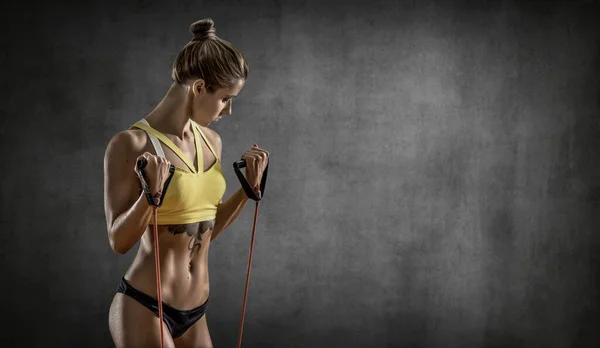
104, 18, 269, 348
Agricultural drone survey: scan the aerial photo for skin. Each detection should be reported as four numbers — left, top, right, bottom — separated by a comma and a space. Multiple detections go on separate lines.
104, 77, 269, 348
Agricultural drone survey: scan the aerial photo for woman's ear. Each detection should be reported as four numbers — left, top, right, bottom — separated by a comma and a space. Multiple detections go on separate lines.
192, 79, 207, 96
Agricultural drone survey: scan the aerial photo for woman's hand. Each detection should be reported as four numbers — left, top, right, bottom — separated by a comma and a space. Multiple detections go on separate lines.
241, 144, 269, 197
134, 152, 172, 205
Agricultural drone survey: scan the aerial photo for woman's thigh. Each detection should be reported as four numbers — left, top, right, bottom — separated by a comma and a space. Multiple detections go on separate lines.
109, 293, 176, 348
174, 314, 213, 348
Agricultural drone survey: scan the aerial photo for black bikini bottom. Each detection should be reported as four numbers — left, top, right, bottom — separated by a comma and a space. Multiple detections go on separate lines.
117, 277, 208, 339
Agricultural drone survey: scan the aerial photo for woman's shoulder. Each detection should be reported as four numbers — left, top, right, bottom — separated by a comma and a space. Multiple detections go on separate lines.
201, 126, 221, 143
104, 126, 149, 159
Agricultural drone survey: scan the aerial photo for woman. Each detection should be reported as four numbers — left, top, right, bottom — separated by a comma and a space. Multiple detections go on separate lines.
104, 18, 269, 348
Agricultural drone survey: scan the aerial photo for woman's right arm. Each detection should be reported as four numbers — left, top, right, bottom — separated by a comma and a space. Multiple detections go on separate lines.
103, 131, 153, 254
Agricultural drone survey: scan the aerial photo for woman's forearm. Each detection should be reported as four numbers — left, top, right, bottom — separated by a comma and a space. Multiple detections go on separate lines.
109, 192, 154, 254
212, 188, 250, 240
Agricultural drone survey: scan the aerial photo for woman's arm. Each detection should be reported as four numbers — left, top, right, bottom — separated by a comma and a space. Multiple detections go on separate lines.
211, 188, 249, 240
104, 131, 152, 254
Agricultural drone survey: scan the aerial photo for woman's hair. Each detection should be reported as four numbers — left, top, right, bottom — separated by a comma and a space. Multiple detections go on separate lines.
171, 18, 249, 93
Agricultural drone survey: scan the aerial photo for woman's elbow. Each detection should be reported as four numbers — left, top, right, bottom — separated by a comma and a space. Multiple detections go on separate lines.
108, 230, 131, 255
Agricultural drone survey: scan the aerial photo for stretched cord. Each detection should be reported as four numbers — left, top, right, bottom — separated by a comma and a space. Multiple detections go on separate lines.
153, 206, 165, 348
237, 200, 260, 348
136, 157, 173, 348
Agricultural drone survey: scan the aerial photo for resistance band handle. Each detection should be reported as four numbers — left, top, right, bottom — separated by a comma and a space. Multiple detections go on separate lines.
233, 159, 269, 201
136, 158, 176, 207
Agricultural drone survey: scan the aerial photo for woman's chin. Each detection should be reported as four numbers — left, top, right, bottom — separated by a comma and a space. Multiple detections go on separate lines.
194, 118, 212, 127
193, 116, 221, 127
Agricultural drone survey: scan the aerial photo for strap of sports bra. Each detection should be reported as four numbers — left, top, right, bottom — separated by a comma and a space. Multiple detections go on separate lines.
193, 122, 220, 162
138, 119, 166, 158
133, 119, 220, 172
134, 120, 197, 172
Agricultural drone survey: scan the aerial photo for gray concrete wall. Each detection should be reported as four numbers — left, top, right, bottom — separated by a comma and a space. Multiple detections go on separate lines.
1, 0, 599, 347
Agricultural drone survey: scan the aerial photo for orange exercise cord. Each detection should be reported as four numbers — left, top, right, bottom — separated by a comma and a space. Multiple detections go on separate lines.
237, 200, 260, 348
153, 206, 165, 348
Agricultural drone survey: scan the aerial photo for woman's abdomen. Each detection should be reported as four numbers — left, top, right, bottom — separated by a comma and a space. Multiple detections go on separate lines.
123, 225, 212, 310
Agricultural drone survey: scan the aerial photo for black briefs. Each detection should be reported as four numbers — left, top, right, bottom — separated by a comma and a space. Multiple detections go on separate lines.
116, 277, 209, 339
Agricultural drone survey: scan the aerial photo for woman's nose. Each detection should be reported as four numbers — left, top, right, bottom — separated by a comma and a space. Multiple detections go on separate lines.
222, 100, 232, 115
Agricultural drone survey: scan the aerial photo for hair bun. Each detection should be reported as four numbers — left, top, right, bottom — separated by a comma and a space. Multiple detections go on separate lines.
190, 18, 216, 41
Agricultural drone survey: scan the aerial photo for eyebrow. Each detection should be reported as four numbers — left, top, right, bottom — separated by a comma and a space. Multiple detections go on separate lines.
223, 94, 237, 98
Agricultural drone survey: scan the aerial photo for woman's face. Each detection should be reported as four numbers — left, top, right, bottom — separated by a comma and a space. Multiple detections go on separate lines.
191, 78, 245, 126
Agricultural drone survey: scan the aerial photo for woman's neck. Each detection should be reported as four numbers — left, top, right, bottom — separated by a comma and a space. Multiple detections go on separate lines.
146, 82, 193, 139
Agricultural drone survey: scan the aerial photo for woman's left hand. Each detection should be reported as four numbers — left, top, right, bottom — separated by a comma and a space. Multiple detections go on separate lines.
241, 144, 269, 197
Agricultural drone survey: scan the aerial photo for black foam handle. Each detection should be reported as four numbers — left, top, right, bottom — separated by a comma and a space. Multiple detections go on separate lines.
136, 158, 176, 207
233, 159, 269, 201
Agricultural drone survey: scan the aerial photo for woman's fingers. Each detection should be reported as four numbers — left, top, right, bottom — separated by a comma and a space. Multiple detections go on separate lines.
241, 147, 268, 194
134, 152, 171, 201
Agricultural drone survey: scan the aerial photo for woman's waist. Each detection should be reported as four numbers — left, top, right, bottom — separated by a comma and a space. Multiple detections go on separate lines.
124, 247, 210, 309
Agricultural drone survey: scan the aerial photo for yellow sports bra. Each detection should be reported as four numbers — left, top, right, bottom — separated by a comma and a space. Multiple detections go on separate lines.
131, 119, 226, 225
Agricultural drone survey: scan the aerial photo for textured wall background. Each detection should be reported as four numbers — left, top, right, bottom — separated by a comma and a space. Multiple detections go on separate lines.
1, 0, 599, 347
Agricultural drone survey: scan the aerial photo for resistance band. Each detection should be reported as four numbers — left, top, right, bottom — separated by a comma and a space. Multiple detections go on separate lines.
233, 159, 269, 348
136, 158, 175, 348
136, 157, 269, 348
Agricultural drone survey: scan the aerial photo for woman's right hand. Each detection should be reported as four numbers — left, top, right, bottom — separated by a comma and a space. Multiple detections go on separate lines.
134, 152, 172, 205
